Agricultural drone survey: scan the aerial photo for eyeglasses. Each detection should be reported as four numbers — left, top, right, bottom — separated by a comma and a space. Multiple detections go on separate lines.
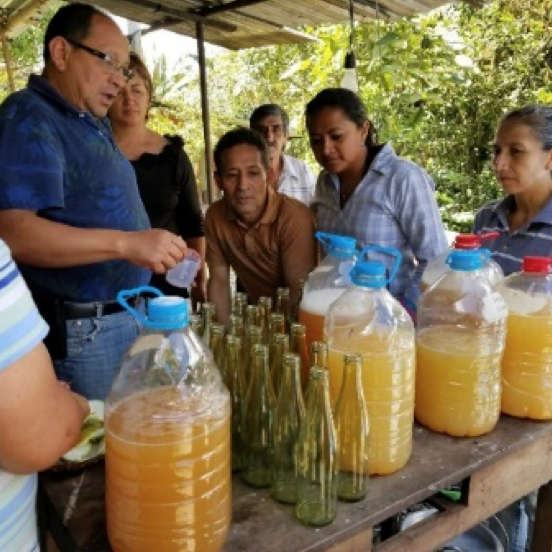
65, 38, 133, 83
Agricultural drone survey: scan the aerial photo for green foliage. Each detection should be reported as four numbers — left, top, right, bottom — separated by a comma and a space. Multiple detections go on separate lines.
5, 0, 552, 225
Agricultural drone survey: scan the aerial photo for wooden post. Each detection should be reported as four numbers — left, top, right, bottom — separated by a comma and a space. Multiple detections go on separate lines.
196, 21, 214, 205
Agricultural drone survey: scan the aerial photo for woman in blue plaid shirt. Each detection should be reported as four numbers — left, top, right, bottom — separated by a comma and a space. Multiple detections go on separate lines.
306, 88, 447, 312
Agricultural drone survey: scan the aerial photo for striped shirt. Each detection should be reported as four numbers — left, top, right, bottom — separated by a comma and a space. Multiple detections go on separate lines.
0, 239, 48, 552
312, 142, 448, 307
278, 155, 316, 205
473, 195, 552, 276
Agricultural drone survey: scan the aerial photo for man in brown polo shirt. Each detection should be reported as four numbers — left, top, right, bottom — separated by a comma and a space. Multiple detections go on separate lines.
205, 127, 317, 323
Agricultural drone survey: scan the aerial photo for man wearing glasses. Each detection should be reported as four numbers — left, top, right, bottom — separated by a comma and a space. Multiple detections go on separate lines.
0, 3, 187, 400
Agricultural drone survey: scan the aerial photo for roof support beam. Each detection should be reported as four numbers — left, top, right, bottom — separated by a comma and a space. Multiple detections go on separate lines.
198, 0, 271, 17
116, 0, 238, 32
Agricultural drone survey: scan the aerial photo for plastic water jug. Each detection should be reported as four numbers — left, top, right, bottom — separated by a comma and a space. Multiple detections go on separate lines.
500, 256, 552, 419
298, 231, 357, 350
421, 232, 503, 292
324, 245, 416, 475
105, 286, 231, 552
416, 250, 507, 436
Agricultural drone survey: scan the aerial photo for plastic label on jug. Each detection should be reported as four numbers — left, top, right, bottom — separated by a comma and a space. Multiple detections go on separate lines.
480, 292, 508, 323
338, 260, 355, 286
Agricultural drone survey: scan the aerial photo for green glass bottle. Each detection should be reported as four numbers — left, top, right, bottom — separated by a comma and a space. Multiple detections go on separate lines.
208, 322, 226, 382
269, 332, 289, 395
257, 296, 273, 343
295, 366, 339, 526
227, 314, 245, 343
245, 304, 261, 329
268, 312, 286, 346
271, 353, 305, 504
335, 353, 370, 502
276, 287, 291, 332
243, 324, 262, 385
290, 322, 310, 391
242, 344, 275, 488
201, 301, 216, 344
232, 291, 248, 318
310, 341, 328, 369
225, 335, 246, 472
189, 313, 203, 336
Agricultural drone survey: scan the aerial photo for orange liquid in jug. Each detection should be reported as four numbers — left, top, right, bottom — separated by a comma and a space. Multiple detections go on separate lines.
106, 386, 231, 552
501, 313, 552, 420
299, 289, 346, 350
416, 326, 501, 437
327, 332, 415, 475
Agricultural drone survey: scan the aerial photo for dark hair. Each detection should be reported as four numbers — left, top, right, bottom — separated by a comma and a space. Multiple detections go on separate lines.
305, 88, 378, 149
129, 52, 153, 100
250, 104, 289, 135
500, 105, 552, 150
43, 3, 107, 63
214, 127, 269, 173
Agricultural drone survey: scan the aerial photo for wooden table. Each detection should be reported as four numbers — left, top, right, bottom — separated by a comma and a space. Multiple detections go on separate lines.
40, 416, 552, 552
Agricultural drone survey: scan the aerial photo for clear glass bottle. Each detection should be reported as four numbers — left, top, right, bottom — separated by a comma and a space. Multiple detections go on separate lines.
290, 322, 310, 391
335, 353, 370, 502
269, 332, 289, 395
225, 334, 246, 471
189, 313, 203, 336
295, 366, 338, 526
107, 289, 230, 552
271, 353, 305, 504
242, 344, 275, 488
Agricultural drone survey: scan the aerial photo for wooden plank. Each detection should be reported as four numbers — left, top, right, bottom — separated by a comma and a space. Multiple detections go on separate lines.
324, 528, 373, 552
375, 428, 552, 552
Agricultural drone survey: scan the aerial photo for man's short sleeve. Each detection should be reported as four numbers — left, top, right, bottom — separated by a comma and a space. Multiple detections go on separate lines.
205, 202, 230, 268
0, 240, 48, 370
0, 93, 65, 211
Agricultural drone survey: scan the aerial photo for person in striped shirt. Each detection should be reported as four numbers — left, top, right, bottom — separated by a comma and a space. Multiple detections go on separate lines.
0, 238, 89, 551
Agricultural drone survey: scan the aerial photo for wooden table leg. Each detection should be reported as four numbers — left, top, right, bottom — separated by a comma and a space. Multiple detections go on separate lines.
531, 480, 552, 552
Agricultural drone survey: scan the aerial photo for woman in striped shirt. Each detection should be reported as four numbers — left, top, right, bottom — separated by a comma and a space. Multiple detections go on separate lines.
0, 238, 89, 551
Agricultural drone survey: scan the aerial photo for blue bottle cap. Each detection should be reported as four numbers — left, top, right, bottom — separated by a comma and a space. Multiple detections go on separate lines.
350, 260, 386, 288
446, 250, 487, 271
315, 232, 357, 259
147, 296, 189, 330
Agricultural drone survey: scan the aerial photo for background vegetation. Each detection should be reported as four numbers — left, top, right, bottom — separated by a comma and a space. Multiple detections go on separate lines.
3, 0, 552, 231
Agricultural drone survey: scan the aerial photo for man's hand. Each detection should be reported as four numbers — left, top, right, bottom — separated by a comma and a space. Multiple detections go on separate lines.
120, 229, 187, 273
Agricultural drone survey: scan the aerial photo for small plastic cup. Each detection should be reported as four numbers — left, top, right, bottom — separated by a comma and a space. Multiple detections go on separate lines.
166, 250, 201, 288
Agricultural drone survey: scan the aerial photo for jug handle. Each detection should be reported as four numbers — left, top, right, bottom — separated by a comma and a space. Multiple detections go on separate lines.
358, 244, 403, 284
117, 286, 164, 325
315, 231, 335, 249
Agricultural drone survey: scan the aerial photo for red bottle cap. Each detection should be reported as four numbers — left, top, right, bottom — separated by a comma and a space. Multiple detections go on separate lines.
523, 257, 552, 274
454, 234, 481, 249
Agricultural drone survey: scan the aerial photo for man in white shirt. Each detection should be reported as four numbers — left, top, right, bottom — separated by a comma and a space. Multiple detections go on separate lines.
250, 104, 316, 205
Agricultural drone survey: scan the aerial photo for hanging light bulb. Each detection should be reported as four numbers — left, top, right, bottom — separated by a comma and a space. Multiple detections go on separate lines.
340, 51, 359, 92
340, 0, 359, 93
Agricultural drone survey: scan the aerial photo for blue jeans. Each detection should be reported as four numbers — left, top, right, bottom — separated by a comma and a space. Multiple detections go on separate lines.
54, 311, 141, 400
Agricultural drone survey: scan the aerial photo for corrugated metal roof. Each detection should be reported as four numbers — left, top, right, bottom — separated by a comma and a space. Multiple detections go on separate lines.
1, 0, 477, 49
